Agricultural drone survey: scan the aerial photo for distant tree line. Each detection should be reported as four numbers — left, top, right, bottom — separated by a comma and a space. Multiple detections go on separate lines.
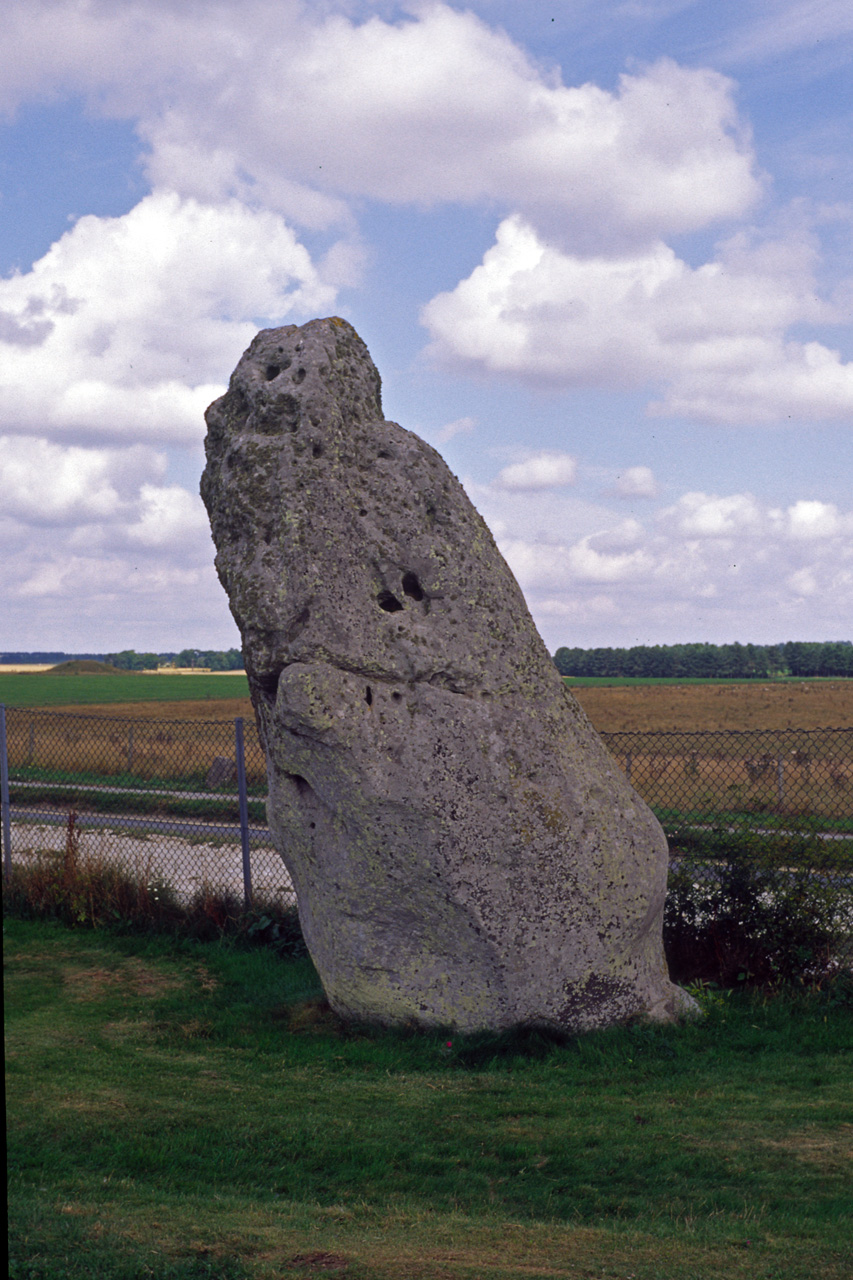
104, 648, 244, 671
552, 641, 853, 679
2, 649, 244, 671
1, 652, 107, 664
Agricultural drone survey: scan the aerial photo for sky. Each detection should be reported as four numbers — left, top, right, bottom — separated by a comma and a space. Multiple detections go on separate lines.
1, 0, 851, 656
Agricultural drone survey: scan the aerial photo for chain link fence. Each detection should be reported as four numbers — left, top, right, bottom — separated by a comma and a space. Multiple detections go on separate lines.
2, 708, 851, 977
600, 727, 853, 981
0, 705, 294, 909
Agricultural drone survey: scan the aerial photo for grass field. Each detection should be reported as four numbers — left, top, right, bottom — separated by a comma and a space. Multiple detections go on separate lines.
6, 917, 853, 1280
3, 670, 853, 732
0, 671, 250, 709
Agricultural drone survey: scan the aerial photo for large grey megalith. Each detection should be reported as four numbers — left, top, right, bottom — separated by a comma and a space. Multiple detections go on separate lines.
201, 316, 692, 1032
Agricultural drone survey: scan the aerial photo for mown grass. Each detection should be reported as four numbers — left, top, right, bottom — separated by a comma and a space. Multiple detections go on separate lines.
6, 916, 853, 1280
0, 671, 250, 708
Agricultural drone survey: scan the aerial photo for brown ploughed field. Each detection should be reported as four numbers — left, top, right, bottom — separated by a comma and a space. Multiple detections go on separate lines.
45, 697, 255, 721
42, 679, 853, 732
569, 680, 853, 732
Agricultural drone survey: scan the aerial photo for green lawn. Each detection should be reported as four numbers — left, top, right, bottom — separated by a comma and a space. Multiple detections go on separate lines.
6, 918, 852, 1280
0, 671, 250, 707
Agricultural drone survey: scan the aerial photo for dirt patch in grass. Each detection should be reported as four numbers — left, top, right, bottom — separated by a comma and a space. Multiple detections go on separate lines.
760, 1124, 853, 1168
195, 963, 219, 992
288, 1252, 350, 1273
62, 957, 185, 1001
101, 1018, 161, 1042
59, 1090, 133, 1116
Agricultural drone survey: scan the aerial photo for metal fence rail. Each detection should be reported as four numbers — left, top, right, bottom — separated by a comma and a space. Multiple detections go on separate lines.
2, 709, 852, 970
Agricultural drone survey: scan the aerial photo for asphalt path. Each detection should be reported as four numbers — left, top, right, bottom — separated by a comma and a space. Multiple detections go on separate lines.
11, 778, 255, 803
10, 806, 270, 842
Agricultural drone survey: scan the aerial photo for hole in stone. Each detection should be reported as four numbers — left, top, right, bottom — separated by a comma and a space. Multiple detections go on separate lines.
264, 364, 281, 381
358, 508, 367, 517
309, 821, 316, 829
312, 442, 323, 458
377, 449, 392, 459
377, 590, 403, 613
293, 367, 306, 384
254, 667, 282, 704
391, 691, 402, 702
286, 773, 311, 796
402, 571, 424, 601
365, 686, 373, 706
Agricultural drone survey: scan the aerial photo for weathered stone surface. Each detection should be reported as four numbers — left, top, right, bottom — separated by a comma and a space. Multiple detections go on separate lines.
201, 317, 692, 1032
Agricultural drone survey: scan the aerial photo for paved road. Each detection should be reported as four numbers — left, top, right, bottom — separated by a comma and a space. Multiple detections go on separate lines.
10, 806, 271, 842
11, 778, 259, 803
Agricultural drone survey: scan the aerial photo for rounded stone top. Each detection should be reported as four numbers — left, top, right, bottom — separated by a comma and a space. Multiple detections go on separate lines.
227, 317, 384, 431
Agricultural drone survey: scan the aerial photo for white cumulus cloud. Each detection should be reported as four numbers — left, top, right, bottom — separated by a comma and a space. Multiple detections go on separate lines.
468, 480, 853, 648
612, 466, 660, 498
436, 415, 477, 443
422, 215, 853, 423
495, 451, 578, 491
0, 3, 759, 249
0, 191, 337, 446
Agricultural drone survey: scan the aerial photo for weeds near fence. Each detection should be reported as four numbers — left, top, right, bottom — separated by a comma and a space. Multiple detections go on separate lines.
3, 811, 306, 959
6, 817, 850, 990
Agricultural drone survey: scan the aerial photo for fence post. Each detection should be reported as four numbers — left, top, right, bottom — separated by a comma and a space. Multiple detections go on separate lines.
625, 751, 632, 784
235, 718, 252, 910
127, 724, 134, 775
776, 757, 785, 811
1, 705, 12, 884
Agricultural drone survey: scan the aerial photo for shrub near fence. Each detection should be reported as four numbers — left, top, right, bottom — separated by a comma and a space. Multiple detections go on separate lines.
2, 708, 852, 985
601, 728, 853, 985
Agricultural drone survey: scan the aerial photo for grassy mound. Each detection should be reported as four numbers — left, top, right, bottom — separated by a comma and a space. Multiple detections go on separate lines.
45, 659, 121, 675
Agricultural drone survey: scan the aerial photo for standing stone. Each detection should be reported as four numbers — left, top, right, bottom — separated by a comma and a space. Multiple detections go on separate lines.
201, 317, 692, 1032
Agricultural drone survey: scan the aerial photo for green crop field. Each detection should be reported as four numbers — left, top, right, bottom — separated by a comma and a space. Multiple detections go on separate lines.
6, 919, 853, 1280
0, 671, 251, 708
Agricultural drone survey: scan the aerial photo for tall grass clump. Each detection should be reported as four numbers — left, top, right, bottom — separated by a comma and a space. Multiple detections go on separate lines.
3, 811, 306, 958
